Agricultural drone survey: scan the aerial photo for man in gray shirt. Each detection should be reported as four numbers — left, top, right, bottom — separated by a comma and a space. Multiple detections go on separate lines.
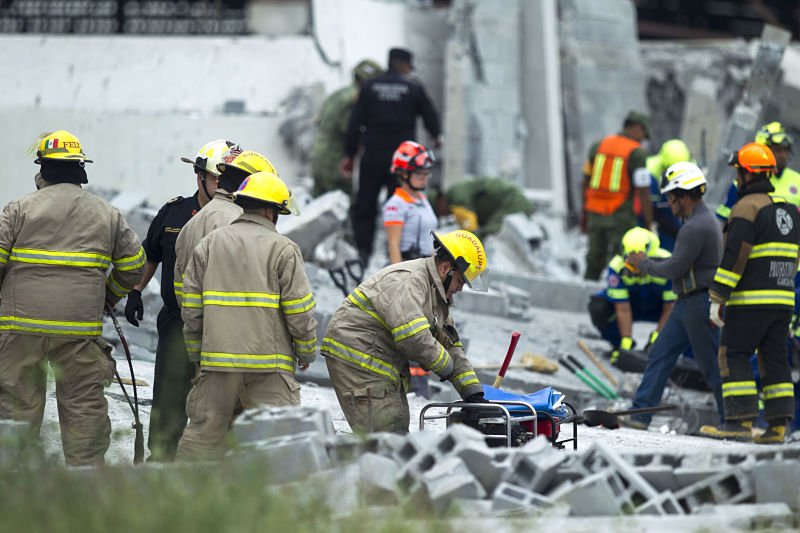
625, 162, 724, 428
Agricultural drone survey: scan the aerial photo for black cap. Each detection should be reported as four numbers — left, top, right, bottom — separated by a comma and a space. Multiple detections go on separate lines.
388, 47, 414, 67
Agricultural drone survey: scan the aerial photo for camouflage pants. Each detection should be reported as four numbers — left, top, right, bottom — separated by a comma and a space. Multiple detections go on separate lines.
584, 210, 636, 280
0, 333, 115, 466
325, 356, 409, 434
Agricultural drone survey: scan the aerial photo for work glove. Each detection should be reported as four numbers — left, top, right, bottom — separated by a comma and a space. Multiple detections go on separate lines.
610, 336, 634, 365
464, 392, 485, 404
645, 330, 659, 351
709, 301, 725, 328
124, 289, 143, 327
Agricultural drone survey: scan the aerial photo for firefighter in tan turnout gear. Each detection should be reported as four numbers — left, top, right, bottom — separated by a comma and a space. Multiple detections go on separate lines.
173, 150, 275, 305
323, 229, 488, 433
700, 143, 799, 444
177, 171, 317, 461
0, 131, 145, 466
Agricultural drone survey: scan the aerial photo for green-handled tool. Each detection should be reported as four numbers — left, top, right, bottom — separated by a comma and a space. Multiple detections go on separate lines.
559, 357, 614, 400
567, 354, 619, 399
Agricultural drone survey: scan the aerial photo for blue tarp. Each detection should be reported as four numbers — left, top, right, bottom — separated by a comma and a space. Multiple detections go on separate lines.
482, 384, 567, 417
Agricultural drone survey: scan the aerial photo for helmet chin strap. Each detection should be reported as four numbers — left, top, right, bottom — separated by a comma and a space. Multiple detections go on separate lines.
200, 176, 213, 202
402, 174, 426, 192
442, 268, 454, 293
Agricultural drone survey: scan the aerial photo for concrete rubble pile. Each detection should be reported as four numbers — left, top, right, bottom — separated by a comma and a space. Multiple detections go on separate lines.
224, 405, 800, 526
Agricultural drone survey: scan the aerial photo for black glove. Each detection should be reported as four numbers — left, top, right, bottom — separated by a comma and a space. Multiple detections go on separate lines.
124, 289, 143, 327
464, 392, 485, 404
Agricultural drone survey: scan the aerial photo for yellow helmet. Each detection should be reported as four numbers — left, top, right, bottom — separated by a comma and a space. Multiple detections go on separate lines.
181, 139, 242, 177
232, 171, 299, 216
621, 227, 660, 257
432, 230, 489, 291
33, 130, 92, 164
755, 121, 793, 149
658, 139, 692, 169
217, 150, 277, 176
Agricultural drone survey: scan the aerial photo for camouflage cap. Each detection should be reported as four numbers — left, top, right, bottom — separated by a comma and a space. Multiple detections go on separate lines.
353, 59, 383, 82
624, 110, 651, 138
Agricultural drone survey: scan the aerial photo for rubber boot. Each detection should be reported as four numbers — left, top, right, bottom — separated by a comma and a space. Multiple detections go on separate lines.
698, 420, 753, 441
754, 422, 787, 444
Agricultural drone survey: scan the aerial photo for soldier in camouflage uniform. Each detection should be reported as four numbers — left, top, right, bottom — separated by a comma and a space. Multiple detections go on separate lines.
433, 177, 534, 239
311, 59, 383, 197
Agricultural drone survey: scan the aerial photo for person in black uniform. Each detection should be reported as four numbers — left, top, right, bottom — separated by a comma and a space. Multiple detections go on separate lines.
343, 47, 442, 264
125, 139, 241, 461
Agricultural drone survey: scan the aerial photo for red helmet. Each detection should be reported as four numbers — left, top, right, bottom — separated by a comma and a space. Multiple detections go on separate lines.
390, 140, 436, 174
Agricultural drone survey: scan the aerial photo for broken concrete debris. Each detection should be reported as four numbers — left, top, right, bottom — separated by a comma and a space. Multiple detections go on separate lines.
130, 405, 799, 521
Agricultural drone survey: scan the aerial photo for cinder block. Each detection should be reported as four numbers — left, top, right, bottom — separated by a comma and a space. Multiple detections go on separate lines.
447, 498, 494, 517
751, 461, 800, 510
550, 468, 630, 516
420, 456, 486, 515
393, 430, 439, 464
623, 452, 682, 491
363, 432, 407, 458
307, 464, 361, 518
359, 453, 400, 505
635, 491, 683, 515
674, 467, 754, 513
491, 481, 555, 515
325, 434, 366, 467
232, 405, 334, 444
675, 452, 755, 490
502, 442, 568, 494
579, 443, 660, 510
231, 432, 330, 483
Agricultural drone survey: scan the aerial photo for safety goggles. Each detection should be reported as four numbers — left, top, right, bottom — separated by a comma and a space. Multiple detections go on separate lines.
767, 132, 793, 150
410, 150, 436, 171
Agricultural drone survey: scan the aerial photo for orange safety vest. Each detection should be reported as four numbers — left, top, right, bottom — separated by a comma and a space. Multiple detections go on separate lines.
584, 134, 641, 216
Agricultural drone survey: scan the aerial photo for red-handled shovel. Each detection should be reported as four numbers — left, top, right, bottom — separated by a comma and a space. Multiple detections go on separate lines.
492, 332, 521, 388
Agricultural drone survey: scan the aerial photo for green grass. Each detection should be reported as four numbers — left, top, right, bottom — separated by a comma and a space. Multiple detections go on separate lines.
0, 456, 444, 533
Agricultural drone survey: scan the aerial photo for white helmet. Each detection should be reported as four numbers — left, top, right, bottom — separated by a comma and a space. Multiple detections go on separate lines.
181, 139, 242, 177
660, 161, 707, 194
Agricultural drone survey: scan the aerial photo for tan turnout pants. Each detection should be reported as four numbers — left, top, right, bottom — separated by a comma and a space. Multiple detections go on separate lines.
325, 356, 410, 434
176, 370, 300, 461
0, 332, 116, 466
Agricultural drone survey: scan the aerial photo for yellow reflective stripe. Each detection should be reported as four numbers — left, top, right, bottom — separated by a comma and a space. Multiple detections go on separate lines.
453, 370, 480, 390
0, 247, 8, 264
722, 381, 758, 397
392, 317, 430, 342
201, 352, 295, 371
173, 280, 184, 298
453, 341, 463, 348
347, 289, 389, 329
281, 293, 316, 315
762, 383, 795, 400
608, 156, 624, 192
727, 290, 795, 306
663, 290, 677, 302
113, 247, 146, 271
182, 292, 202, 308
293, 337, 317, 355
202, 290, 280, 308
429, 345, 451, 374
713, 268, 741, 288
650, 277, 669, 286
749, 242, 799, 259
322, 337, 400, 383
607, 288, 628, 300
715, 205, 731, 220
185, 338, 201, 354
589, 154, 606, 189
10, 247, 111, 268
106, 272, 129, 297
0, 315, 102, 335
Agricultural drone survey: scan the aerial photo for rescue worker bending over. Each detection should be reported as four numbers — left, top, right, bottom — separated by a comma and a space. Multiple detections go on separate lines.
125, 139, 241, 462
588, 227, 676, 363
700, 143, 799, 444
322, 230, 487, 434
0, 131, 145, 466
174, 150, 275, 306
177, 171, 317, 461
